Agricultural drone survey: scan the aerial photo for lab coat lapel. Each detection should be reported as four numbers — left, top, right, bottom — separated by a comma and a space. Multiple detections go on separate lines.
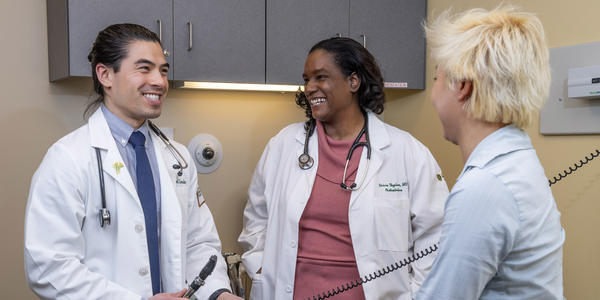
293, 124, 318, 216
150, 129, 183, 287
349, 112, 387, 208
88, 108, 140, 204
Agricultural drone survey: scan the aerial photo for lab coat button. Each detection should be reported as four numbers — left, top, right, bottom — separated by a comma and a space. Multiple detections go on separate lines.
139, 267, 149, 276
286, 285, 292, 293
290, 240, 297, 248
135, 224, 144, 233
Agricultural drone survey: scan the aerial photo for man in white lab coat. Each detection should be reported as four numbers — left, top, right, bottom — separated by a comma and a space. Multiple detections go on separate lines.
24, 23, 242, 300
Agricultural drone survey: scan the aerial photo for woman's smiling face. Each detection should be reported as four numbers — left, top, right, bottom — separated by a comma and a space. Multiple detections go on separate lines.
302, 49, 358, 124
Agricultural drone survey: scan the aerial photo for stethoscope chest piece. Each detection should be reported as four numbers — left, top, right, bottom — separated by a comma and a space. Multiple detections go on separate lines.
298, 153, 314, 170
99, 208, 111, 227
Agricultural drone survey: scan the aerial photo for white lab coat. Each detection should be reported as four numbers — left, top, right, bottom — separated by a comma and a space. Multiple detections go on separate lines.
239, 111, 448, 300
24, 108, 231, 300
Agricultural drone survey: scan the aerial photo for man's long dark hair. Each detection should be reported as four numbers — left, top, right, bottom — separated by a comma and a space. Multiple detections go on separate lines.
84, 23, 162, 119
295, 37, 385, 130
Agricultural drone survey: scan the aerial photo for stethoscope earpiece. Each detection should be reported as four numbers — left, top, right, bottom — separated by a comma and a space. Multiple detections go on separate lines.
172, 164, 183, 176
340, 182, 357, 190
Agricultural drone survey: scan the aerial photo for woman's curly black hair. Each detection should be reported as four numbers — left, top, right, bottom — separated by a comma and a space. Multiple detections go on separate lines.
295, 37, 385, 130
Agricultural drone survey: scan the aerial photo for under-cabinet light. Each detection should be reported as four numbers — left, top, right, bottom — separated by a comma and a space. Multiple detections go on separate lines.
176, 81, 303, 92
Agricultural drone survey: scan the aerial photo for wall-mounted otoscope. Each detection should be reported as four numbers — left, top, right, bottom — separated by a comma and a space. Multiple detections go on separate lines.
183, 255, 218, 298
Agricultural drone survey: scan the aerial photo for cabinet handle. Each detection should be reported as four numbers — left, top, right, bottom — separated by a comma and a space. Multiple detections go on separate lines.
157, 20, 169, 57
360, 34, 367, 48
188, 21, 193, 51
157, 19, 162, 42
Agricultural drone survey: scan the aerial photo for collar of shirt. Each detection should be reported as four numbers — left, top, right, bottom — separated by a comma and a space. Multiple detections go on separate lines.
457, 125, 533, 182
101, 105, 151, 147
100, 104, 162, 229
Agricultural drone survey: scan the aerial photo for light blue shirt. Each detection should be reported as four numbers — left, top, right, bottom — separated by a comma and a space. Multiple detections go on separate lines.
416, 125, 564, 300
101, 105, 162, 223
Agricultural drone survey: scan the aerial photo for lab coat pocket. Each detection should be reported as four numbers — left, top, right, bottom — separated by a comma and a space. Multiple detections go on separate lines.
373, 197, 410, 252
249, 274, 263, 300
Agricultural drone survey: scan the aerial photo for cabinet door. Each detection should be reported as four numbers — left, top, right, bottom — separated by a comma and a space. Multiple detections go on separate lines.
67, 0, 173, 79
173, 0, 265, 83
267, 0, 349, 85
349, 0, 426, 89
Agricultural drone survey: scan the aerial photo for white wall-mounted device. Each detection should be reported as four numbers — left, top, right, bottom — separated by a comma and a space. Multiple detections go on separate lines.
567, 65, 600, 99
187, 134, 223, 174
540, 41, 600, 134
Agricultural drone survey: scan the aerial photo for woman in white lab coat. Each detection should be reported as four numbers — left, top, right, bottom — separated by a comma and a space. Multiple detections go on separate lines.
238, 37, 449, 300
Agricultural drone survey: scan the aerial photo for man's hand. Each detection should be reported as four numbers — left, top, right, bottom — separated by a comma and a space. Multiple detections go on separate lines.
216, 292, 243, 300
149, 289, 187, 299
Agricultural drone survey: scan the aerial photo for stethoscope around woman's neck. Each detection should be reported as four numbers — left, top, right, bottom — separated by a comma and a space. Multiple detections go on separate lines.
94, 120, 189, 228
298, 109, 371, 191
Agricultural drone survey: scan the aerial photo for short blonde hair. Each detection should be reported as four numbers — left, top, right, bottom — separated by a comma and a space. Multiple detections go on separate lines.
425, 6, 550, 129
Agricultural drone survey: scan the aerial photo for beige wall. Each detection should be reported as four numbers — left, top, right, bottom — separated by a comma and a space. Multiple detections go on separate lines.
1, 0, 598, 298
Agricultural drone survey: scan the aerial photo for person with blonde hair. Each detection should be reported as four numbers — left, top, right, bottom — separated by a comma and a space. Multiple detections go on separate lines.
416, 6, 564, 299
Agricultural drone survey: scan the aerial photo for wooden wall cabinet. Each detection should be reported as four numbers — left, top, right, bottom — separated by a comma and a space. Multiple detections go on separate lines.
48, 0, 173, 81
266, 0, 426, 89
47, 0, 264, 83
266, 0, 349, 85
48, 0, 425, 89
172, 0, 264, 83
349, 0, 426, 89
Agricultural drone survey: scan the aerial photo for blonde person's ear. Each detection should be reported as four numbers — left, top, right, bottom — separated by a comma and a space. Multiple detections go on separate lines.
457, 80, 473, 103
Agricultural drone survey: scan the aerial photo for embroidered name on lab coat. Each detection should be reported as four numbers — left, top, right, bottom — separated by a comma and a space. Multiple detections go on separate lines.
378, 182, 408, 192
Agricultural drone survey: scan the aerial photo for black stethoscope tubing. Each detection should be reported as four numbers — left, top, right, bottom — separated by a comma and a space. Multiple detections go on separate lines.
95, 122, 188, 228
95, 147, 111, 227
298, 110, 371, 191
148, 121, 189, 177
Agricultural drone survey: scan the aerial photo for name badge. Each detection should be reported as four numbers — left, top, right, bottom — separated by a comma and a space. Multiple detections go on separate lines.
377, 182, 408, 193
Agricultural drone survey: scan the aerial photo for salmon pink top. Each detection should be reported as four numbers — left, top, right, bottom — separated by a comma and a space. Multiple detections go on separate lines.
293, 120, 366, 300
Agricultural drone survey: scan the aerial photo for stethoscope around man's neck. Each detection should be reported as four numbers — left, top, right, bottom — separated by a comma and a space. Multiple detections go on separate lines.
298, 109, 371, 191
94, 120, 189, 228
